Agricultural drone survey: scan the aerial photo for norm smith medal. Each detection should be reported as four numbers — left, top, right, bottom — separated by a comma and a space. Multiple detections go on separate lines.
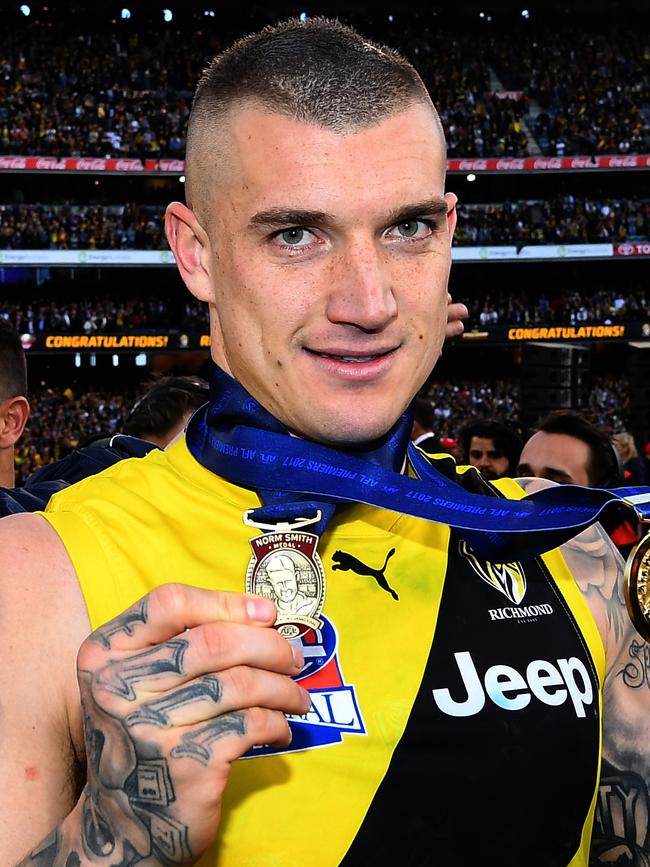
624, 531, 650, 642
246, 530, 325, 639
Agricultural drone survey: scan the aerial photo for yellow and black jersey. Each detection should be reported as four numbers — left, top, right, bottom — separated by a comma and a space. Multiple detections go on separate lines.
43, 437, 604, 866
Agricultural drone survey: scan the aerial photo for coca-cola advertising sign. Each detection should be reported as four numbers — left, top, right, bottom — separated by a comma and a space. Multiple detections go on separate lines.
0, 154, 648, 175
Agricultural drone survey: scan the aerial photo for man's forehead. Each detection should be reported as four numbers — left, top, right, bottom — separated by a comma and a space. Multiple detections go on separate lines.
201, 104, 446, 219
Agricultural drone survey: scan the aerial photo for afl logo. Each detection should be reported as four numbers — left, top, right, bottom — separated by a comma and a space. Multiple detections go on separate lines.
294, 616, 337, 682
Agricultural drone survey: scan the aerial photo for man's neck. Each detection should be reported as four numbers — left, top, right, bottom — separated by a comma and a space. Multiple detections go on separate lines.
0, 450, 16, 489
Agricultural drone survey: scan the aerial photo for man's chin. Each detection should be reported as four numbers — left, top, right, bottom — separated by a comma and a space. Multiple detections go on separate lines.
297, 416, 399, 447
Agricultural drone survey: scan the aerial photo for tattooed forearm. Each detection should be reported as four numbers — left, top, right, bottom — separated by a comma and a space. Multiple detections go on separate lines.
15, 829, 62, 866
590, 759, 650, 864
618, 639, 650, 690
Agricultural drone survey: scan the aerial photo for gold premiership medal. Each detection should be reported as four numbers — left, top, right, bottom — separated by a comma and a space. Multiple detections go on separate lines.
624, 530, 650, 641
243, 511, 326, 640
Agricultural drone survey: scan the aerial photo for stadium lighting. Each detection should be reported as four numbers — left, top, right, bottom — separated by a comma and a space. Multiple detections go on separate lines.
19, 4, 30, 15
299, 11, 308, 21
479, 11, 485, 17
163, 8, 172, 22
467, 173, 477, 182
120, 7, 131, 19
179, 175, 186, 183
521, 9, 530, 17
203, 9, 215, 16
388, 14, 394, 22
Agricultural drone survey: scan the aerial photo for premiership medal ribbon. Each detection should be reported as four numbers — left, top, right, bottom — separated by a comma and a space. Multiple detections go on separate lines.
186, 363, 650, 637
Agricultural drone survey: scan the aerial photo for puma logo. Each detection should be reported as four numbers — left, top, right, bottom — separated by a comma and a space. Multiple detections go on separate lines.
331, 549, 398, 600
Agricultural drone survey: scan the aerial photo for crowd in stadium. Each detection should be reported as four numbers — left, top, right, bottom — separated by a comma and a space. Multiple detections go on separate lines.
465, 285, 648, 328
1, 293, 206, 335
13, 374, 630, 486
2, 284, 646, 336
1, 197, 648, 250
1, 18, 648, 159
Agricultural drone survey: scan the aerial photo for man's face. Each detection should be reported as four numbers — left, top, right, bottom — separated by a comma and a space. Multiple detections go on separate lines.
269, 567, 298, 603
174, 103, 455, 444
516, 431, 592, 486
467, 436, 510, 480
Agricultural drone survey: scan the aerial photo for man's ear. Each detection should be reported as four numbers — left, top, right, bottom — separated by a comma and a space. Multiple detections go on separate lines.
445, 192, 458, 244
0, 396, 30, 448
165, 201, 214, 302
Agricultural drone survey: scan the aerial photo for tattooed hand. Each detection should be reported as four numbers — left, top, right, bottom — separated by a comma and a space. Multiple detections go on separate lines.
62, 585, 309, 865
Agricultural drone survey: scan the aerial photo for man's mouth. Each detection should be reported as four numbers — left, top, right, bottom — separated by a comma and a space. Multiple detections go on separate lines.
306, 348, 396, 363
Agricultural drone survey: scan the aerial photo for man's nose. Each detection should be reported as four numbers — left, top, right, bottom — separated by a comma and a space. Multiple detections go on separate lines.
325, 239, 398, 331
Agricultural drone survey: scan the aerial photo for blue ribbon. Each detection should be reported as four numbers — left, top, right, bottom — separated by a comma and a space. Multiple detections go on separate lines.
186, 363, 650, 559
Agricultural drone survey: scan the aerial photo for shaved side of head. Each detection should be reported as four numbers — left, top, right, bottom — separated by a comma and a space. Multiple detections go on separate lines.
185, 17, 444, 226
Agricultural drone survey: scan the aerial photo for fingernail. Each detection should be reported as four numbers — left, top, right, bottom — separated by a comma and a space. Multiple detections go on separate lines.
290, 643, 304, 669
246, 596, 276, 622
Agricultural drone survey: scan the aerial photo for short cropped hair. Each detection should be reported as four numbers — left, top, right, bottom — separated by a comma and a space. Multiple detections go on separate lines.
0, 320, 27, 401
122, 377, 209, 442
186, 17, 437, 212
536, 409, 621, 488
460, 419, 523, 475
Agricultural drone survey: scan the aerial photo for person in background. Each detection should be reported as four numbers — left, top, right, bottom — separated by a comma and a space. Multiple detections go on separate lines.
121, 376, 209, 447
517, 409, 621, 488
613, 430, 646, 486
1, 376, 209, 515
460, 417, 523, 480
517, 409, 638, 557
0, 321, 30, 489
410, 396, 439, 449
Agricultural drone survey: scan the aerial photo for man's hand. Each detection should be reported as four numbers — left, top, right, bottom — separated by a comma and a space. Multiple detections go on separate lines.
20, 585, 310, 865
445, 293, 468, 339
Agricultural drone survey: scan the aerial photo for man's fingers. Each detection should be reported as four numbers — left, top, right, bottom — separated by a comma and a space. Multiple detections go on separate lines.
445, 300, 468, 339
87, 584, 277, 653
169, 706, 296, 769
116, 667, 310, 730
91, 622, 304, 701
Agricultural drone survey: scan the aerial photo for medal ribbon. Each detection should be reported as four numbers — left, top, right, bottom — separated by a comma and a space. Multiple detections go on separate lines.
186, 363, 650, 559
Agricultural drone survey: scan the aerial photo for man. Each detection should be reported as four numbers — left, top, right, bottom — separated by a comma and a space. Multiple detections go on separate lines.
1, 376, 209, 515
460, 418, 523, 481
1, 19, 647, 866
265, 554, 314, 617
120, 375, 210, 448
0, 321, 30, 488
517, 410, 622, 488
517, 409, 640, 560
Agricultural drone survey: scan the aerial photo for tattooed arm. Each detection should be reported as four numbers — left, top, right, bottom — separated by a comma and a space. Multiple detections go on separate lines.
560, 520, 650, 864
516, 478, 650, 862
0, 513, 310, 866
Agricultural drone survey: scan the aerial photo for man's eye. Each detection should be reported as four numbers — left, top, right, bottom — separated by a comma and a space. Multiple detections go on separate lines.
390, 220, 432, 240
278, 227, 311, 247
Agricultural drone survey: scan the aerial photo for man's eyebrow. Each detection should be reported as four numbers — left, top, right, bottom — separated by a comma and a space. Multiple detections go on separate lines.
248, 198, 450, 232
249, 208, 335, 230
384, 198, 450, 227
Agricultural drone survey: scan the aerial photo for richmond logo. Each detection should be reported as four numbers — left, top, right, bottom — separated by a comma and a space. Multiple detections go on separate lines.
459, 540, 526, 605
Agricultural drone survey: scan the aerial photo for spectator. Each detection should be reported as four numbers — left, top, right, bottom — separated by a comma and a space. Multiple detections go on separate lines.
0, 321, 30, 487
459, 418, 523, 480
